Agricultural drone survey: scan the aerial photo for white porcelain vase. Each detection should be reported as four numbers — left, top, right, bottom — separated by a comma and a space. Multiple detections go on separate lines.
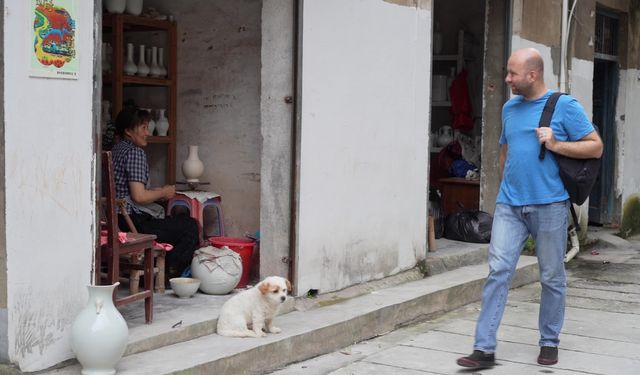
155, 109, 169, 136
142, 108, 155, 135
123, 43, 137, 76
149, 46, 163, 78
158, 47, 168, 78
182, 145, 205, 182
71, 283, 128, 375
191, 246, 242, 295
105, 0, 126, 14
136, 44, 149, 77
125, 0, 143, 16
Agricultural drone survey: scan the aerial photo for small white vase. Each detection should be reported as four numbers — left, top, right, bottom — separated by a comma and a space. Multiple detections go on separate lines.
158, 47, 168, 78
142, 108, 155, 135
155, 109, 169, 136
123, 43, 137, 76
125, 0, 143, 16
136, 44, 149, 77
182, 145, 205, 182
105, 0, 126, 14
149, 46, 162, 78
71, 283, 128, 375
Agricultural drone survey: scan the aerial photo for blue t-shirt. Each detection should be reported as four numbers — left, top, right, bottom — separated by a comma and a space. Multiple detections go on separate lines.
497, 90, 595, 206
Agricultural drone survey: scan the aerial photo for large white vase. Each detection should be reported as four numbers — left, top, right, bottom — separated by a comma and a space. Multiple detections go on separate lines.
105, 0, 126, 14
182, 145, 205, 182
192, 246, 242, 295
155, 109, 169, 136
70, 283, 128, 375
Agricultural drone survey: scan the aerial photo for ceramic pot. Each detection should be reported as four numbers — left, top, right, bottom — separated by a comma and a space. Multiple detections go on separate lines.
182, 145, 205, 182
123, 43, 137, 76
125, 0, 143, 16
70, 283, 128, 375
437, 126, 454, 147
191, 246, 242, 295
155, 109, 169, 136
105, 0, 126, 14
149, 46, 162, 78
136, 44, 149, 77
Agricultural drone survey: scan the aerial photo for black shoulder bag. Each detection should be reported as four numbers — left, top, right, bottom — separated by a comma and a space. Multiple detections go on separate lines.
538, 92, 602, 231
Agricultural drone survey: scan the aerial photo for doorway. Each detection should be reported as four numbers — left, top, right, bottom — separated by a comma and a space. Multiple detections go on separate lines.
589, 9, 619, 224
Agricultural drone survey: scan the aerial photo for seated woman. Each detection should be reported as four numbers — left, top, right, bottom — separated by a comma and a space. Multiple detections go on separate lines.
111, 107, 199, 282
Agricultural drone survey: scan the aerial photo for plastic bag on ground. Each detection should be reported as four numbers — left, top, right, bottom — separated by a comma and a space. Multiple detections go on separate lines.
444, 210, 493, 243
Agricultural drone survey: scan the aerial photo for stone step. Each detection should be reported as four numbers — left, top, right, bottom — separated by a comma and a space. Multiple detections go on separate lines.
47, 256, 538, 375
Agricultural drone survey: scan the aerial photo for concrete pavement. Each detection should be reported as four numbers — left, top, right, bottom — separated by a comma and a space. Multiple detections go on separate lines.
268, 229, 640, 375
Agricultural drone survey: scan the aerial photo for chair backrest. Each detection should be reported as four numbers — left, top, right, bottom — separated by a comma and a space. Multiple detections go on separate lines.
102, 151, 121, 252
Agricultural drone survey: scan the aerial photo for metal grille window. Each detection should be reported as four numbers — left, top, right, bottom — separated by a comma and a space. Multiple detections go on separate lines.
595, 11, 619, 57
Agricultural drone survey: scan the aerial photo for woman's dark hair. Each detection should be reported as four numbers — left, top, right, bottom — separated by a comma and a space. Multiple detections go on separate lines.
114, 107, 152, 137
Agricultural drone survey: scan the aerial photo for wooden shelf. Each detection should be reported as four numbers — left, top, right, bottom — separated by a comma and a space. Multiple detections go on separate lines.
102, 13, 178, 184
103, 14, 174, 31
432, 101, 451, 107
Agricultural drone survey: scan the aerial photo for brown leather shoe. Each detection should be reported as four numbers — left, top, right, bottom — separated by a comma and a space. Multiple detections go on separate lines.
456, 350, 495, 369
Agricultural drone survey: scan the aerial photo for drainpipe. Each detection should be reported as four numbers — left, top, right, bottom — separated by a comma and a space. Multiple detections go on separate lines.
560, 0, 568, 91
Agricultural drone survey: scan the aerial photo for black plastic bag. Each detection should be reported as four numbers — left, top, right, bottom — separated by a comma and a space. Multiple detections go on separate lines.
444, 210, 493, 243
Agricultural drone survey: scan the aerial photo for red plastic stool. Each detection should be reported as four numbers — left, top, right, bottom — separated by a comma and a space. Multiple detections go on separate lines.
167, 193, 225, 241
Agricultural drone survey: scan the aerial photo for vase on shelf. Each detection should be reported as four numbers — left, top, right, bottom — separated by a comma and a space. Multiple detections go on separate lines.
125, 0, 143, 16
155, 109, 169, 136
182, 145, 205, 182
105, 0, 126, 14
149, 46, 162, 78
136, 44, 149, 77
143, 108, 155, 135
158, 47, 168, 78
70, 283, 128, 375
123, 43, 137, 76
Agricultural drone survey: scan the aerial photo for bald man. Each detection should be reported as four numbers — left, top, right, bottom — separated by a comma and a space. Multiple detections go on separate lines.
457, 48, 602, 370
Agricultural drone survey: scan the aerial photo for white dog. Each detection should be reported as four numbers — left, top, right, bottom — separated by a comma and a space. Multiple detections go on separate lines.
217, 276, 291, 338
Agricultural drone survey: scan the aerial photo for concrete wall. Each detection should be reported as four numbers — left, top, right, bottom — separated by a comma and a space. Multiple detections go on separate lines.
0, 0, 6, 363
3, 0, 96, 371
148, 0, 262, 237
259, 0, 295, 279
295, 0, 431, 294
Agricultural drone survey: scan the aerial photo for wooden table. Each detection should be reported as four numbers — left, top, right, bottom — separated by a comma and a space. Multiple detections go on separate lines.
439, 177, 480, 214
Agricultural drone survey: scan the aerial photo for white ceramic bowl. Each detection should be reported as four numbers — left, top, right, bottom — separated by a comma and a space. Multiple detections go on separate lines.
169, 277, 201, 298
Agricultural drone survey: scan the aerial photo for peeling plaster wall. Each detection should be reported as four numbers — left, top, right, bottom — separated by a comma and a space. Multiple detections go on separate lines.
3, 0, 95, 371
296, 0, 431, 294
147, 0, 262, 237
0, 0, 6, 362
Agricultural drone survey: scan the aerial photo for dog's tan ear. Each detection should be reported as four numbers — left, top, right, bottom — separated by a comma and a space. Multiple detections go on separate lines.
258, 282, 271, 295
285, 279, 292, 293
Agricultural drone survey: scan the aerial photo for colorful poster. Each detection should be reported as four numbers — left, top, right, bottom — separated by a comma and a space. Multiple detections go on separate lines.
29, 0, 78, 79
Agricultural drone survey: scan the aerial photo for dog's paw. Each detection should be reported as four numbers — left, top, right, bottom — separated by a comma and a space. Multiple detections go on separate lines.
269, 326, 281, 334
255, 330, 267, 337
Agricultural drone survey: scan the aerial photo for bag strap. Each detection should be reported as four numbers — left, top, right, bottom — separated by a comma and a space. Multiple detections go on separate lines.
538, 92, 567, 160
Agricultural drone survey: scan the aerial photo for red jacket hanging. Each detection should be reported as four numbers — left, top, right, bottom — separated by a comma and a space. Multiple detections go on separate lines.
449, 70, 473, 132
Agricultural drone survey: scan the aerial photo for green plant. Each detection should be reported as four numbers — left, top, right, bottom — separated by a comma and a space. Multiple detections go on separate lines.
522, 235, 535, 255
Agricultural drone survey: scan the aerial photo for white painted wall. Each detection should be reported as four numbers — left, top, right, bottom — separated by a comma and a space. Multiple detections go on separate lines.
4, 0, 95, 371
619, 68, 640, 205
296, 0, 431, 294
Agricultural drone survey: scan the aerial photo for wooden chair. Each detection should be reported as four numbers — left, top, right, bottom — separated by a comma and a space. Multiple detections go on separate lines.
117, 199, 167, 294
97, 151, 156, 323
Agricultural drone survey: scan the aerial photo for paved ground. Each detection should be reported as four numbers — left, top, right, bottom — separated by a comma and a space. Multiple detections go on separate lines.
269, 232, 640, 375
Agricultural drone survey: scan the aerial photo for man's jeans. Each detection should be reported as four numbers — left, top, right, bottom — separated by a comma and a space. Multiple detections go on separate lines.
474, 201, 569, 352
